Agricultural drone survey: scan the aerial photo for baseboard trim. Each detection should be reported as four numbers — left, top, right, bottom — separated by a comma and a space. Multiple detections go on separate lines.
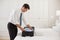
0, 36, 9, 40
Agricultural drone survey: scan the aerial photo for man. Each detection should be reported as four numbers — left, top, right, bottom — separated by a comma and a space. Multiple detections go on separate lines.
7, 3, 32, 40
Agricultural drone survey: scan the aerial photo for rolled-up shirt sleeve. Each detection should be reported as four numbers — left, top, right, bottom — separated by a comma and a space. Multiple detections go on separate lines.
22, 14, 29, 25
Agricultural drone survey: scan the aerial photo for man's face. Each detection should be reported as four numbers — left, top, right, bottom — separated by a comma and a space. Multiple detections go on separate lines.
21, 7, 28, 12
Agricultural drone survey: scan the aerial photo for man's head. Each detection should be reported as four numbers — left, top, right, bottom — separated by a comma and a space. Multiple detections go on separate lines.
21, 3, 30, 12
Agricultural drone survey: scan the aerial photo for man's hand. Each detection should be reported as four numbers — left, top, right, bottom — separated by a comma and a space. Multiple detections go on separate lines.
26, 24, 32, 30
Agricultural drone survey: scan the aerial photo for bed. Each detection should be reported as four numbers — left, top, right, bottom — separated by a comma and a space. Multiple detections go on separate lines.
15, 28, 60, 40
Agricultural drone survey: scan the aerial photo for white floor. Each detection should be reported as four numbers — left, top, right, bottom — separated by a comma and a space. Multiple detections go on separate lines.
15, 28, 60, 40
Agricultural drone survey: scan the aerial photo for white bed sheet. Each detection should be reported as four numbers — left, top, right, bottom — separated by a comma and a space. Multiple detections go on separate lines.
15, 28, 60, 40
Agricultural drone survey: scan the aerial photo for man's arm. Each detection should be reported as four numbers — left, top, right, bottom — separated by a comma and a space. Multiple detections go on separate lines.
23, 14, 32, 30
16, 24, 25, 31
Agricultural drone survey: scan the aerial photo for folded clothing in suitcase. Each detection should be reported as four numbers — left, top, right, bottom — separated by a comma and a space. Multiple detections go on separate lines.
22, 27, 34, 37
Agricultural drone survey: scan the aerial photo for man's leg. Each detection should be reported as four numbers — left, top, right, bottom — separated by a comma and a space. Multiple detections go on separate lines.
7, 22, 18, 40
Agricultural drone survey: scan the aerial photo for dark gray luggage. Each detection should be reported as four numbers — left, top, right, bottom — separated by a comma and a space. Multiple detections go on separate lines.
22, 27, 35, 37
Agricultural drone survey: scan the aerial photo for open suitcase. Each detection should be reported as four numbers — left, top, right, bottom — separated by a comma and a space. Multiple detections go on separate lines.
22, 27, 35, 37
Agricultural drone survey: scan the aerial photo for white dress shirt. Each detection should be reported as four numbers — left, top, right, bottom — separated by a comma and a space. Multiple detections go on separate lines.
8, 9, 29, 26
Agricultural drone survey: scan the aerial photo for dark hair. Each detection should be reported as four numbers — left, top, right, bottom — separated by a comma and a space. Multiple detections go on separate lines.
23, 3, 30, 10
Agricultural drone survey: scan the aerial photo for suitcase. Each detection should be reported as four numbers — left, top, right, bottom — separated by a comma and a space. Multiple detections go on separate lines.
22, 27, 34, 37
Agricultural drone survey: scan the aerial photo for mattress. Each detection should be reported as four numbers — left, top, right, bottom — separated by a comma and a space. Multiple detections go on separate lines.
15, 28, 60, 40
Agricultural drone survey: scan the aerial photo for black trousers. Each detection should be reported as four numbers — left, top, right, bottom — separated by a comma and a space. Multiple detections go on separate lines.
7, 22, 18, 40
